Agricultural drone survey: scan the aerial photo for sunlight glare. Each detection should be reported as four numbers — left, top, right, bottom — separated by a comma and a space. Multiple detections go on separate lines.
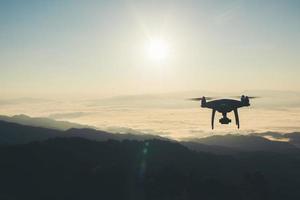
146, 38, 169, 62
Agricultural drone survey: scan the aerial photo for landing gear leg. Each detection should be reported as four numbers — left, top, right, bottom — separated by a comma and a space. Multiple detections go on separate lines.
211, 109, 216, 130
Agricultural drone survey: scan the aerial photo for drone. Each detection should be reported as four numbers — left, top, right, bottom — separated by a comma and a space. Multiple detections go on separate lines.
189, 95, 258, 129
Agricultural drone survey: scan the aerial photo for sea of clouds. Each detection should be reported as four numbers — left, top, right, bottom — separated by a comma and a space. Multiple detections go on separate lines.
1, 90, 300, 140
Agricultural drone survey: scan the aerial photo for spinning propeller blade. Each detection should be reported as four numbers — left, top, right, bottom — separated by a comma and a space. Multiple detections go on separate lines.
247, 96, 260, 99
188, 98, 203, 101
187, 97, 215, 101
230, 95, 261, 99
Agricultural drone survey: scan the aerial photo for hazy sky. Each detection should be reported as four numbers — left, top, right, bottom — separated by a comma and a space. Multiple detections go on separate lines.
1, 0, 300, 98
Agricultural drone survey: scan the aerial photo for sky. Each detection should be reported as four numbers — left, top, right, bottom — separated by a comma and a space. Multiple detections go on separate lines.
1, 0, 300, 138
1, 0, 300, 98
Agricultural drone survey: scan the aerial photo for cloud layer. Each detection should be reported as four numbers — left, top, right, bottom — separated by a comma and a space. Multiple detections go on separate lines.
1, 91, 300, 140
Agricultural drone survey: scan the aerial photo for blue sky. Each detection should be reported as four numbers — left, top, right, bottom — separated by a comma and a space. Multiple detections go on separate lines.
1, 0, 300, 98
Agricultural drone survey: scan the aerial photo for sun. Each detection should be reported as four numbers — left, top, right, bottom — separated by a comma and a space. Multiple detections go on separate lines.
146, 38, 169, 62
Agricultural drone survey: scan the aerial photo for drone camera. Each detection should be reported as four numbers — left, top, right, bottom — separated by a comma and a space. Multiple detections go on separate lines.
219, 117, 231, 124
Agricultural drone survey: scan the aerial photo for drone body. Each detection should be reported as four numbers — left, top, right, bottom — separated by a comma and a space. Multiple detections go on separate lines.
190, 95, 254, 129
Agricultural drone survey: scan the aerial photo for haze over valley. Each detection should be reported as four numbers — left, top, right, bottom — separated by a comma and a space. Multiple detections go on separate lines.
1, 90, 300, 140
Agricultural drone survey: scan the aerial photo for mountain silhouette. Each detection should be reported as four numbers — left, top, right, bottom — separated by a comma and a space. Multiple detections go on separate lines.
0, 120, 61, 144
1, 119, 299, 154
187, 134, 299, 153
1, 120, 300, 199
0, 120, 169, 145
0, 137, 300, 199
284, 132, 300, 147
0, 114, 93, 130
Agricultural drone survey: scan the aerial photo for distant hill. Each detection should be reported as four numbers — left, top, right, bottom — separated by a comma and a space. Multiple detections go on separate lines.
285, 132, 300, 147
0, 114, 94, 130
251, 132, 300, 148
1, 119, 300, 155
0, 120, 169, 145
181, 141, 240, 155
0, 120, 61, 144
186, 134, 299, 153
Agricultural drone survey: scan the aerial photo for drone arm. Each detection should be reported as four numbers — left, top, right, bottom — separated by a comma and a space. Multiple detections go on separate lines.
211, 109, 216, 130
234, 108, 240, 129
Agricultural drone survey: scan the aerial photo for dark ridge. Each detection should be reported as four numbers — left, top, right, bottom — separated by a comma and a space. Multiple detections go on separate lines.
0, 120, 170, 145
0, 114, 93, 130
0, 137, 300, 199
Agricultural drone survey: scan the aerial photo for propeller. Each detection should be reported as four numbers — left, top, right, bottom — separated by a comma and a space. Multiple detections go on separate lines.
188, 95, 261, 101
247, 96, 260, 99
230, 95, 261, 99
187, 97, 216, 101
